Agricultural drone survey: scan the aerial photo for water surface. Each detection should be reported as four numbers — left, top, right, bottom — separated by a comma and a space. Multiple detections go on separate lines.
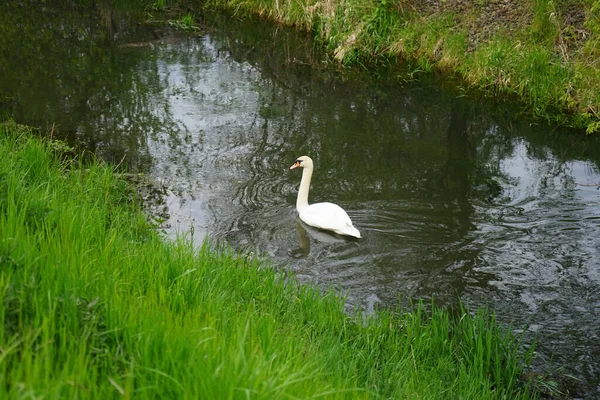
2, 3, 600, 396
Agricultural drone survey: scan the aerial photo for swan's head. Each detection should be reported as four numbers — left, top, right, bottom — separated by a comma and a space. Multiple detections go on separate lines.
290, 156, 313, 170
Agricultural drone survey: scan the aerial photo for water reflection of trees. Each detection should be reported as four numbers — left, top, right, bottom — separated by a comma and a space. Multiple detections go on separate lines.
0, 0, 175, 170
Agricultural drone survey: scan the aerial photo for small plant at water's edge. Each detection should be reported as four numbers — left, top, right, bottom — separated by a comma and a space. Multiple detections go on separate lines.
169, 13, 199, 31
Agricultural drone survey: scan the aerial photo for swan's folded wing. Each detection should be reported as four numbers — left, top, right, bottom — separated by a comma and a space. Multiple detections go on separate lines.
299, 202, 360, 237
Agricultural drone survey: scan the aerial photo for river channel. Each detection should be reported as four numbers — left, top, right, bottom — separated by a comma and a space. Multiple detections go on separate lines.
1, 2, 600, 397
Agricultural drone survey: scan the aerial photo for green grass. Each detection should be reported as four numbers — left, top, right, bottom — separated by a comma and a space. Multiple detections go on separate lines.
193, 0, 600, 133
0, 120, 535, 398
168, 13, 200, 31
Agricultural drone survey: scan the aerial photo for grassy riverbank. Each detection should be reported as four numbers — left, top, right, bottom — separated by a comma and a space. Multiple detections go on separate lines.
185, 0, 600, 133
0, 120, 537, 398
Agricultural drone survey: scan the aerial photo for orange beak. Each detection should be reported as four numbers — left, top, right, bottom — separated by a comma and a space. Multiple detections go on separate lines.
290, 161, 301, 170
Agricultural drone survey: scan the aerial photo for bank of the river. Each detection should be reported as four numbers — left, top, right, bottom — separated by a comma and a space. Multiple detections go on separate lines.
0, 120, 540, 398
187, 0, 600, 134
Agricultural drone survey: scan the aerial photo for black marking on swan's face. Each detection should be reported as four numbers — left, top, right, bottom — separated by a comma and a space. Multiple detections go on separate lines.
290, 159, 303, 169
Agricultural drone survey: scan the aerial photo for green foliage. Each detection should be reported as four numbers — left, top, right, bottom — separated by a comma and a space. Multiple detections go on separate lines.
169, 13, 199, 31
530, 0, 561, 45
0, 121, 535, 397
585, 0, 600, 40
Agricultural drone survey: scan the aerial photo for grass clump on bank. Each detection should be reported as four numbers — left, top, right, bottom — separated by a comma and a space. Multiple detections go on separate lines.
196, 0, 600, 133
0, 120, 535, 398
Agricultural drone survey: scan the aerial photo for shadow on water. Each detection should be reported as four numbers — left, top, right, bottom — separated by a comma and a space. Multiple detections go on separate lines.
2, 1, 600, 396
288, 220, 351, 259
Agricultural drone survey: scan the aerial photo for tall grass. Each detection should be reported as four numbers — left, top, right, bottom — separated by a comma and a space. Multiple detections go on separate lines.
195, 0, 600, 133
0, 120, 535, 398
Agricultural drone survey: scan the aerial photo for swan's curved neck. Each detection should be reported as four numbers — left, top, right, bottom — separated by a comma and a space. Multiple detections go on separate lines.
296, 165, 313, 210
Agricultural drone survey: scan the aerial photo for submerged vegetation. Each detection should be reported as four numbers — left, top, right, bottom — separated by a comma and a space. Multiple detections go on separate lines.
182, 0, 600, 133
0, 120, 537, 397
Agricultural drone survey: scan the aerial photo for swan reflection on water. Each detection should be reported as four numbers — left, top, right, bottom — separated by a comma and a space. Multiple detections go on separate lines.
288, 219, 352, 258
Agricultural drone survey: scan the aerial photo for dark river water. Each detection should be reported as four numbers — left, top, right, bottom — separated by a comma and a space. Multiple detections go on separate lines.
2, 2, 600, 397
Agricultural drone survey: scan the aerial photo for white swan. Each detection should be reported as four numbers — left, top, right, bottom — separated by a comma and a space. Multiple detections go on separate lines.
290, 156, 361, 238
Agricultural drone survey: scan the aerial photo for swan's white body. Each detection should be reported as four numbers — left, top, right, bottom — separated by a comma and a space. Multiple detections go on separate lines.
290, 156, 361, 238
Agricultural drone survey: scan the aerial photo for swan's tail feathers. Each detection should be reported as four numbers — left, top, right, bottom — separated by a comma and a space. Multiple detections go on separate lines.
342, 225, 361, 239
350, 227, 362, 239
